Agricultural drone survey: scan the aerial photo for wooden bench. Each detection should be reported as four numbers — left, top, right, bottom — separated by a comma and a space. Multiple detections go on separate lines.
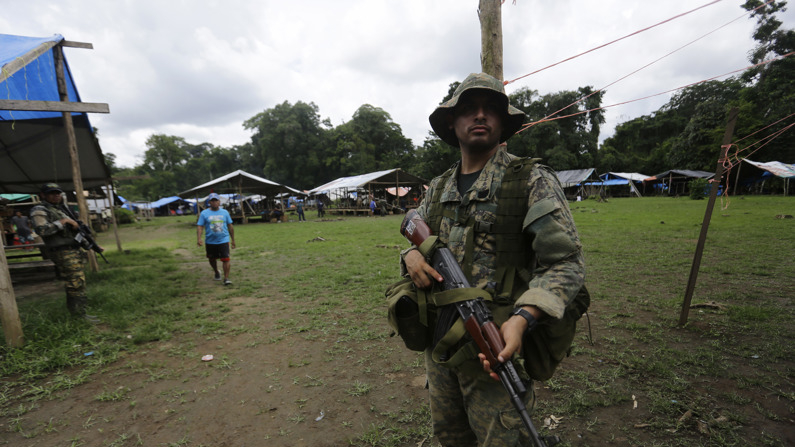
4, 243, 47, 260
4, 244, 56, 282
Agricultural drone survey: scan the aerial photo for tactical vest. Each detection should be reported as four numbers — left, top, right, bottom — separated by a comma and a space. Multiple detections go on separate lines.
30, 203, 77, 248
427, 156, 539, 300
424, 156, 590, 381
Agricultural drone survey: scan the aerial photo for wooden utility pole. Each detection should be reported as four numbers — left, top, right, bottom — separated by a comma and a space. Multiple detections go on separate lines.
679, 108, 739, 327
479, 0, 504, 79
53, 44, 99, 272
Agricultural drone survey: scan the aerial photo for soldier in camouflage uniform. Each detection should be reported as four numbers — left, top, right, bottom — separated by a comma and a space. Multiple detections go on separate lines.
401, 73, 585, 446
30, 183, 97, 322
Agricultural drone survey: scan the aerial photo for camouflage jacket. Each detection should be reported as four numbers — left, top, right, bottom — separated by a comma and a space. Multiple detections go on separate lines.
403, 147, 585, 319
30, 201, 78, 248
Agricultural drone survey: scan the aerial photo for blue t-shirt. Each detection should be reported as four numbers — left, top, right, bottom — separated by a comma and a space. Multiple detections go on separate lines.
197, 208, 232, 245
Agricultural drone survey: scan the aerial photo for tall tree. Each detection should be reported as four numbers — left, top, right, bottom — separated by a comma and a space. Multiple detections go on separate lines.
664, 80, 744, 170
243, 101, 331, 189
508, 87, 604, 170
410, 133, 460, 180
329, 104, 414, 176
740, 0, 795, 162
142, 134, 190, 173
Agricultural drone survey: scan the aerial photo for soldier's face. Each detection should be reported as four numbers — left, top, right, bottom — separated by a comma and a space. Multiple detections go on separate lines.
43, 192, 62, 205
451, 90, 504, 153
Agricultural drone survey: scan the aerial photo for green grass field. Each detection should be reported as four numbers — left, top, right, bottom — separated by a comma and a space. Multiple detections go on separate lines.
1, 196, 792, 446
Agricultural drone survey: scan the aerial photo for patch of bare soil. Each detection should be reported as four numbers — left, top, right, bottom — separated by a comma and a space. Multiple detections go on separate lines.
2, 261, 430, 447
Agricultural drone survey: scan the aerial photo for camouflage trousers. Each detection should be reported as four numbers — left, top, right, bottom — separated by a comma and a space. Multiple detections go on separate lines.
49, 248, 87, 316
425, 350, 536, 447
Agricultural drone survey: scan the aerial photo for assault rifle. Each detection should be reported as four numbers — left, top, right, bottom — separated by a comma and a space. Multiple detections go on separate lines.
61, 204, 109, 263
400, 210, 559, 447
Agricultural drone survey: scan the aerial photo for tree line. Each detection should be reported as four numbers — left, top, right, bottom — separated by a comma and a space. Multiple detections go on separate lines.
110, 1, 793, 201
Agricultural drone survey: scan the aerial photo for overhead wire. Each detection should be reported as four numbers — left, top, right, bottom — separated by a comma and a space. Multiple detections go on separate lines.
503, 0, 726, 86
516, 51, 793, 132
505, 0, 774, 133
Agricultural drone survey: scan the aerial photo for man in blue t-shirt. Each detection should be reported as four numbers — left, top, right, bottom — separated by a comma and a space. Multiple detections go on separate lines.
196, 193, 236, 285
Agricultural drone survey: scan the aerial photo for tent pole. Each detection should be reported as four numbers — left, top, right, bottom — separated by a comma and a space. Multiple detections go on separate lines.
106, 180, 123, 252
239, 176, 246, 224
54, 44, 98, 272
0, 218, 7, 246
733, 160, 743, 196
395, 171, 400, 212
668, 173, 673, 196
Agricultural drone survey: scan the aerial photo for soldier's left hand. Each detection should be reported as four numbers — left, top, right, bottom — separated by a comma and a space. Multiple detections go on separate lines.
477, 318, 525, 381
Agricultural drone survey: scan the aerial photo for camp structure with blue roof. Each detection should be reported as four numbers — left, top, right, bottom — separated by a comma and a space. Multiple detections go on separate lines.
1, 34, 111, 195
2, 34, 118, 344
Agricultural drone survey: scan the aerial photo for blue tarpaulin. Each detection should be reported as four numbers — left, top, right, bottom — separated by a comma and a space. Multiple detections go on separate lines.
1, 33, 110, 194
149, 196, 184, 208
0, 34, 83, 121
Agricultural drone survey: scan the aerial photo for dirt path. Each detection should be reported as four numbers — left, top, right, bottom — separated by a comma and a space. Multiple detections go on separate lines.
3, 242, 429, 447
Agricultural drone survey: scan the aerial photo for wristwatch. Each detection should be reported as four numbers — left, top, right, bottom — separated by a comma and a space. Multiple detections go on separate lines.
510, 307, 537, 334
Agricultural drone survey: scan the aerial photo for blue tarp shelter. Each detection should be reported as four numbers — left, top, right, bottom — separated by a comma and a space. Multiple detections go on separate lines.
644, 170, 715, 196
595, 172, 648, 197
554, 168, 600, 199
0, 34, 111, 194
148, 196, 196, 216
735, 159, 795, 195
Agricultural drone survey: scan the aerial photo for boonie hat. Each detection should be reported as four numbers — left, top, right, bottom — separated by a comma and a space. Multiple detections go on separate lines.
41, 183, 63, 194
429, 72, 526, 147
207, 193, 221, 201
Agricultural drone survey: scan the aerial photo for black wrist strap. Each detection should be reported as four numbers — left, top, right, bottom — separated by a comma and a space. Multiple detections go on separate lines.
511, 307, 538, 334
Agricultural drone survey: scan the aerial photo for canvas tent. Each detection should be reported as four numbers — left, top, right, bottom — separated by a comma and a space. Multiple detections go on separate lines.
733, 159, 795, 195
555, 168, 600, 199
597, 172, 649, 197
179, 170, 303, 221
148, 196, 195, 216
308, 168, 427, 213
644, 170, 715, 196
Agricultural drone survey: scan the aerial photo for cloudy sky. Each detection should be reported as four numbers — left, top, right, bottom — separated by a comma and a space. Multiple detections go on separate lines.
4, 1, 792, 168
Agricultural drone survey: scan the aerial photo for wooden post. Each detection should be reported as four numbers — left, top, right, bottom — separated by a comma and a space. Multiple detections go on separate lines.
53, 44, 99, 272
0, 219, 7, 246
239, 176, 247, 224
0, 244, 24, 347
733, 160, 743, 196
479, 0, 504, 80
679, 108, 739, 327
106, 181, 123, 251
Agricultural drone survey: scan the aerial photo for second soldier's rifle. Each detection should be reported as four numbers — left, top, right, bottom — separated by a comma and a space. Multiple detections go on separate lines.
400, 210, 559, 447
61, 203, 108, 263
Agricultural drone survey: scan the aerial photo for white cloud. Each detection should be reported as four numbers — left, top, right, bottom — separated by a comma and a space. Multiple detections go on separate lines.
3, 0, 792, 168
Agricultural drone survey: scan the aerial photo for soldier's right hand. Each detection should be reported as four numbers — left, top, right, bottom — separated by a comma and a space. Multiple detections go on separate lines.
60, 218, 79, 229
404, 249, 443, 289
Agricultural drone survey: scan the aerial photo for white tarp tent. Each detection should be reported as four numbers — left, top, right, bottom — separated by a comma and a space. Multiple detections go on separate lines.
308, 168, 426, 201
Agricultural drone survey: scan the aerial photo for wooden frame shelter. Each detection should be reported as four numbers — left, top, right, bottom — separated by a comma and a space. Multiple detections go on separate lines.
307, 168, 427, 215
179, 170, 304, 223
1, 34, 116, 347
